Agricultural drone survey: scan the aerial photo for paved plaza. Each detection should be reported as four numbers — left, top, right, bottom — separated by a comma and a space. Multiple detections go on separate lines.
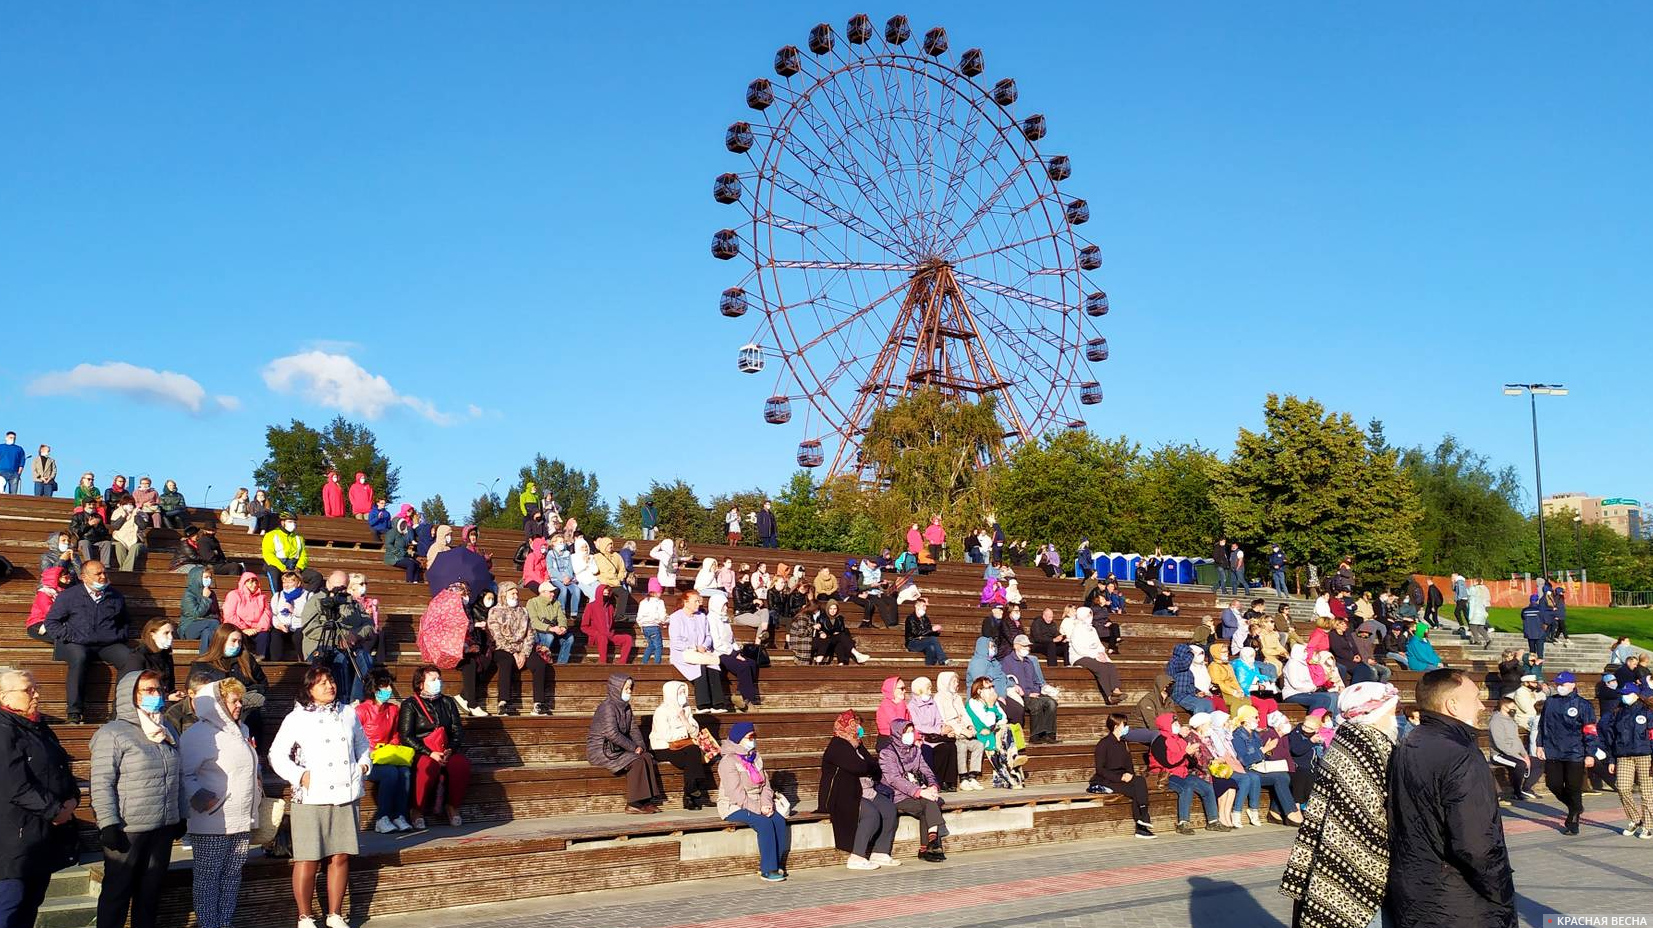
362, 795, 1650, 928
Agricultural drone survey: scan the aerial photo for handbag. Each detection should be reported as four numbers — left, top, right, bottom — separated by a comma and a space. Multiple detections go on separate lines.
1257, 759, 1288, 774
667, 737, 696, 752
1008, 723, 1027, 750
250, 796, 287, 847
1207, 760, 1233, 779
413, 697, 449, 754
372, 743, 415, 767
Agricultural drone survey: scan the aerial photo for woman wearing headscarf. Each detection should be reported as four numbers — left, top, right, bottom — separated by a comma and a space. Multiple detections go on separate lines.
321, 470, 345, 518
817, 710, 899, 870
90, 670, 183, 928
179, 567, 222, 655
648, 680, 716, 809
1278, 681, 1400, 928
717, 721, 791, 881
706, 593, 759, 709
584, 584, 635, 665
488, 581, 551, 715
935, 671, 982, 789
1404, 622, 1444, 671
587, 674, 666, 813
809, 600, 868, 665
812, 566, 839, 603
179, 679, 262, 928
1066, 607, 1125, 704
1185, 712, 1243, 830
1283, 644, 1340, 718
874, 676, 909, 750
1229, 704, 1301, 826
880, 719, 948, 861
907, 676, 959, 791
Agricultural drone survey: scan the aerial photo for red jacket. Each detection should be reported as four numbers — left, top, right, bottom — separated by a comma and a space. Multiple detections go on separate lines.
348, 473, 373, 515
28, 567, 63, 628
356, 699, 402, 748
322, 471, 345, 518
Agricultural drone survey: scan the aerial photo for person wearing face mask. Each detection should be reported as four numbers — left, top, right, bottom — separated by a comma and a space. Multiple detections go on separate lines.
934, 671, 983, 790
1089, 714, 1155, 839
40, 529, 85, 579
717, 722, 791, 881
1166, 643, 1215, 715
1147, 713, 1222, 834
269, 667, 372, 928
70, 502, 115, 568
584, 583, 635, 666
906, 676, 960, 791
648, 680, 716, 810
903, 598, 948, 665
880, 719, 949, 861
546, 536, 581, 617
527, 577, 577, 664
345, 472, 373, 520
966, 676, 1025, 790
177, 567, 222, 655
382, 513, 422, 583
1228, 704, 1300, 827
587, 674, 666, 813
260, 513, 308, 595
488, 581, 552, 716
130, 477, 162, 529
1385, 670, 1513, 928
818, 709, 897, 870
1536, 670, 1598, 834
320, 470, 345, 518
399, 665, 472, 830
1488, 695, 1542, 806
89, 670, 184, 928
189, 625, 270, 745
355, 668, 414, 834
106, 493, 150, 572
135, 619, 184, 702
44, 560, 137, 724
30, 442, 59, 497
1603, 682, 1653, 837
1280, 680, 1402, 928
27, 565, 74, 641
0, 668, 79, 928
179, 679, 261, 928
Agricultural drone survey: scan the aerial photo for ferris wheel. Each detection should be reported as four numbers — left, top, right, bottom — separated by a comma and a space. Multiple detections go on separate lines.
713, 13, 1109, 478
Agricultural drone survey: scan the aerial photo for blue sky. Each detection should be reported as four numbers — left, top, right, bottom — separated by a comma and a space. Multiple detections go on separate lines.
3, 2, 1649, 515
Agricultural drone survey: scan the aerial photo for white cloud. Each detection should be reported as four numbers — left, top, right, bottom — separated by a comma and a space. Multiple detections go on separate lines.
467, 404, 484, 418
262, 351, 456, 426
26, 362, 238, 414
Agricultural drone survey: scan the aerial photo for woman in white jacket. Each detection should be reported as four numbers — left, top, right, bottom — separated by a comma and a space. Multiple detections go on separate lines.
1064, 607, 1124, 704
268, 666, 371, 928
571, 536, 598, 600
650, 537, 680, 589
179, 679, 262, 928
648, 680, 716, 808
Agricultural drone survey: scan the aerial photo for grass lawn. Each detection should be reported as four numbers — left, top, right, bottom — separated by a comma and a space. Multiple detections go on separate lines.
1484, 606, 1653, 653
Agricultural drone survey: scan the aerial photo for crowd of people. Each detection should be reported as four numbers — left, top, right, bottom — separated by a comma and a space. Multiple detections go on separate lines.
7, 467, 1651, 928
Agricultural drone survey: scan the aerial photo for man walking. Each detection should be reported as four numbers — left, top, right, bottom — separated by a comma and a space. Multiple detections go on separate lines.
1388, 668, 1515, 928
1211, 537, 1233, 596
1537, 670, 1597, 834
1450, 573, 1470, 632
1229, 542, 1246, 595
1519, 594, 1549, 659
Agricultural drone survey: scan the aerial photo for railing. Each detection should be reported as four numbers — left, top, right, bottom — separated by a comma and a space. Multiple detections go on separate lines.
1611, 590, 1653, 607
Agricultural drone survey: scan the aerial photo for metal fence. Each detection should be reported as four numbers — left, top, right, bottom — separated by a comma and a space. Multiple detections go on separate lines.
1611, 590, 1653, 607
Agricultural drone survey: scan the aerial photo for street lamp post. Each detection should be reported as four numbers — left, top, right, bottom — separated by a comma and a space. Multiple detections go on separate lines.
1503, 383, 1568, 583
1572, 514, 1584, 583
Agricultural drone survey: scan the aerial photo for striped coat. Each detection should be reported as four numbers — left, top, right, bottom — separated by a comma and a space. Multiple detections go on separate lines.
1278, 720, 1394, 928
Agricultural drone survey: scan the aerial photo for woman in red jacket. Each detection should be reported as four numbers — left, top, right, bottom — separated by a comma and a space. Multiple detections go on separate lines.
357, 668, 415, 833
321, 471, 345, 518
347, 472, 374, 520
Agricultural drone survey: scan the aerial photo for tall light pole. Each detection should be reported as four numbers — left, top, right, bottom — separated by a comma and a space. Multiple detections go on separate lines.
1572, 513, 1584, 582
1504, 383, 1567, 582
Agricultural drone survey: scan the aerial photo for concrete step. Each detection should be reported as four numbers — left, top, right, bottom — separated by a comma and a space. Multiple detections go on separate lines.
36, 868, 96, 928
1475, 632, 1615, 672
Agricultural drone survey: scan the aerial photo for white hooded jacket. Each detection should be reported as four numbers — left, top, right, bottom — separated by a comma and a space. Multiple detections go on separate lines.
179, 681, 263, 834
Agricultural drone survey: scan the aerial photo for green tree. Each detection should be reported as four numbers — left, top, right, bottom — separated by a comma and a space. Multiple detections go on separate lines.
420, 494, 452, 526
1134, 443, 1223, 556
615, 479, 718, 544
997, 430, 1139, 557
1211, 394, 1421, 585
254, 417, 399, 515
468, 491, 511, 529
497, 455, 612, 537
1400, 435, 1525, 578
858, 388, 1003, 554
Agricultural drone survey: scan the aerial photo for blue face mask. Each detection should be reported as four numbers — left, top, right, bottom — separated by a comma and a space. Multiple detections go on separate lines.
376, 687, 394, 704
91, 581, 109, 592
856, 725, 865, 739
224, 643, 242, 658
138, 694, 165, 714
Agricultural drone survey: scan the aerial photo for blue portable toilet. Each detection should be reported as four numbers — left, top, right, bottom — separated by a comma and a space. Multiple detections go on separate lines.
1161, 557, 1182, 585
1176, 557, 1196, 584
1120, 553, 1141, 582
1110, 553, 1130, 579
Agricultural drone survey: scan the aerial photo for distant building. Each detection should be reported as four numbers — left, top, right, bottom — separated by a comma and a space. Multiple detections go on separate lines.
1542, 492, 1644, 540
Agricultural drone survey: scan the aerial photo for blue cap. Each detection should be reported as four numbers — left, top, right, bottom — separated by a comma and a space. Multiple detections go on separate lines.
1554, 671, 1576, 685
729, 721, 755, 743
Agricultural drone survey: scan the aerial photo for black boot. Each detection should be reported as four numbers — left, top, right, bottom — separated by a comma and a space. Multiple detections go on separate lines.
918, 835, 946, 862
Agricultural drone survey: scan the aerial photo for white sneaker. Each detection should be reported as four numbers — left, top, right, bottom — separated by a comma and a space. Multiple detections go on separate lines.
297, 919, 317, 928
1245, 808, 1260, 827
1624, 822, 1642, 837
392, 817, 412, 832
966, 779, 984, 791
1229, 818, 1244, 830
869, 852, 901, 867
325, 916, 350, 928
846, 854, 880, 870
374, 817, 397, 834
852, 649, 870, 663
470, 706, 490, 718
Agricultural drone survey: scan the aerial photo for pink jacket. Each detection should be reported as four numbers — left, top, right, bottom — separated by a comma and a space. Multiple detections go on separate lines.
522, 538, 549, 587
923, 523, 945, 545
347, 472, 373, 515
222, 571, 271, 634
875, 677, 910, 736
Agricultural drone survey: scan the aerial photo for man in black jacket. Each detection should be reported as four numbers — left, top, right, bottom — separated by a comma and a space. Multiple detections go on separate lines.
0, 670, 82, 928
42, 560, 137, 724
1387, 668, 1515, 928
755, 500, 778, 548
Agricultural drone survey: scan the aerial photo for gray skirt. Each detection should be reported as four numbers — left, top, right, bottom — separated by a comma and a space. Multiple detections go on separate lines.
290, 802, 360, 861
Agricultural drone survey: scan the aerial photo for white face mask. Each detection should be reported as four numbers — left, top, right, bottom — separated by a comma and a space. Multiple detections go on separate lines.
1557, 684, 1576, 697
58, 541, 69, 552
620, 691, 631, 703
678, 693, 689, 707
283, 521, 297, 533
1015, 648, 1030, 659
1623, 694, 1638, 705
505, 593, 519, 607
901, 731, 915, 746
739, 739, 756, 753
154, 634, 173, 650
422, 679, 442, 697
